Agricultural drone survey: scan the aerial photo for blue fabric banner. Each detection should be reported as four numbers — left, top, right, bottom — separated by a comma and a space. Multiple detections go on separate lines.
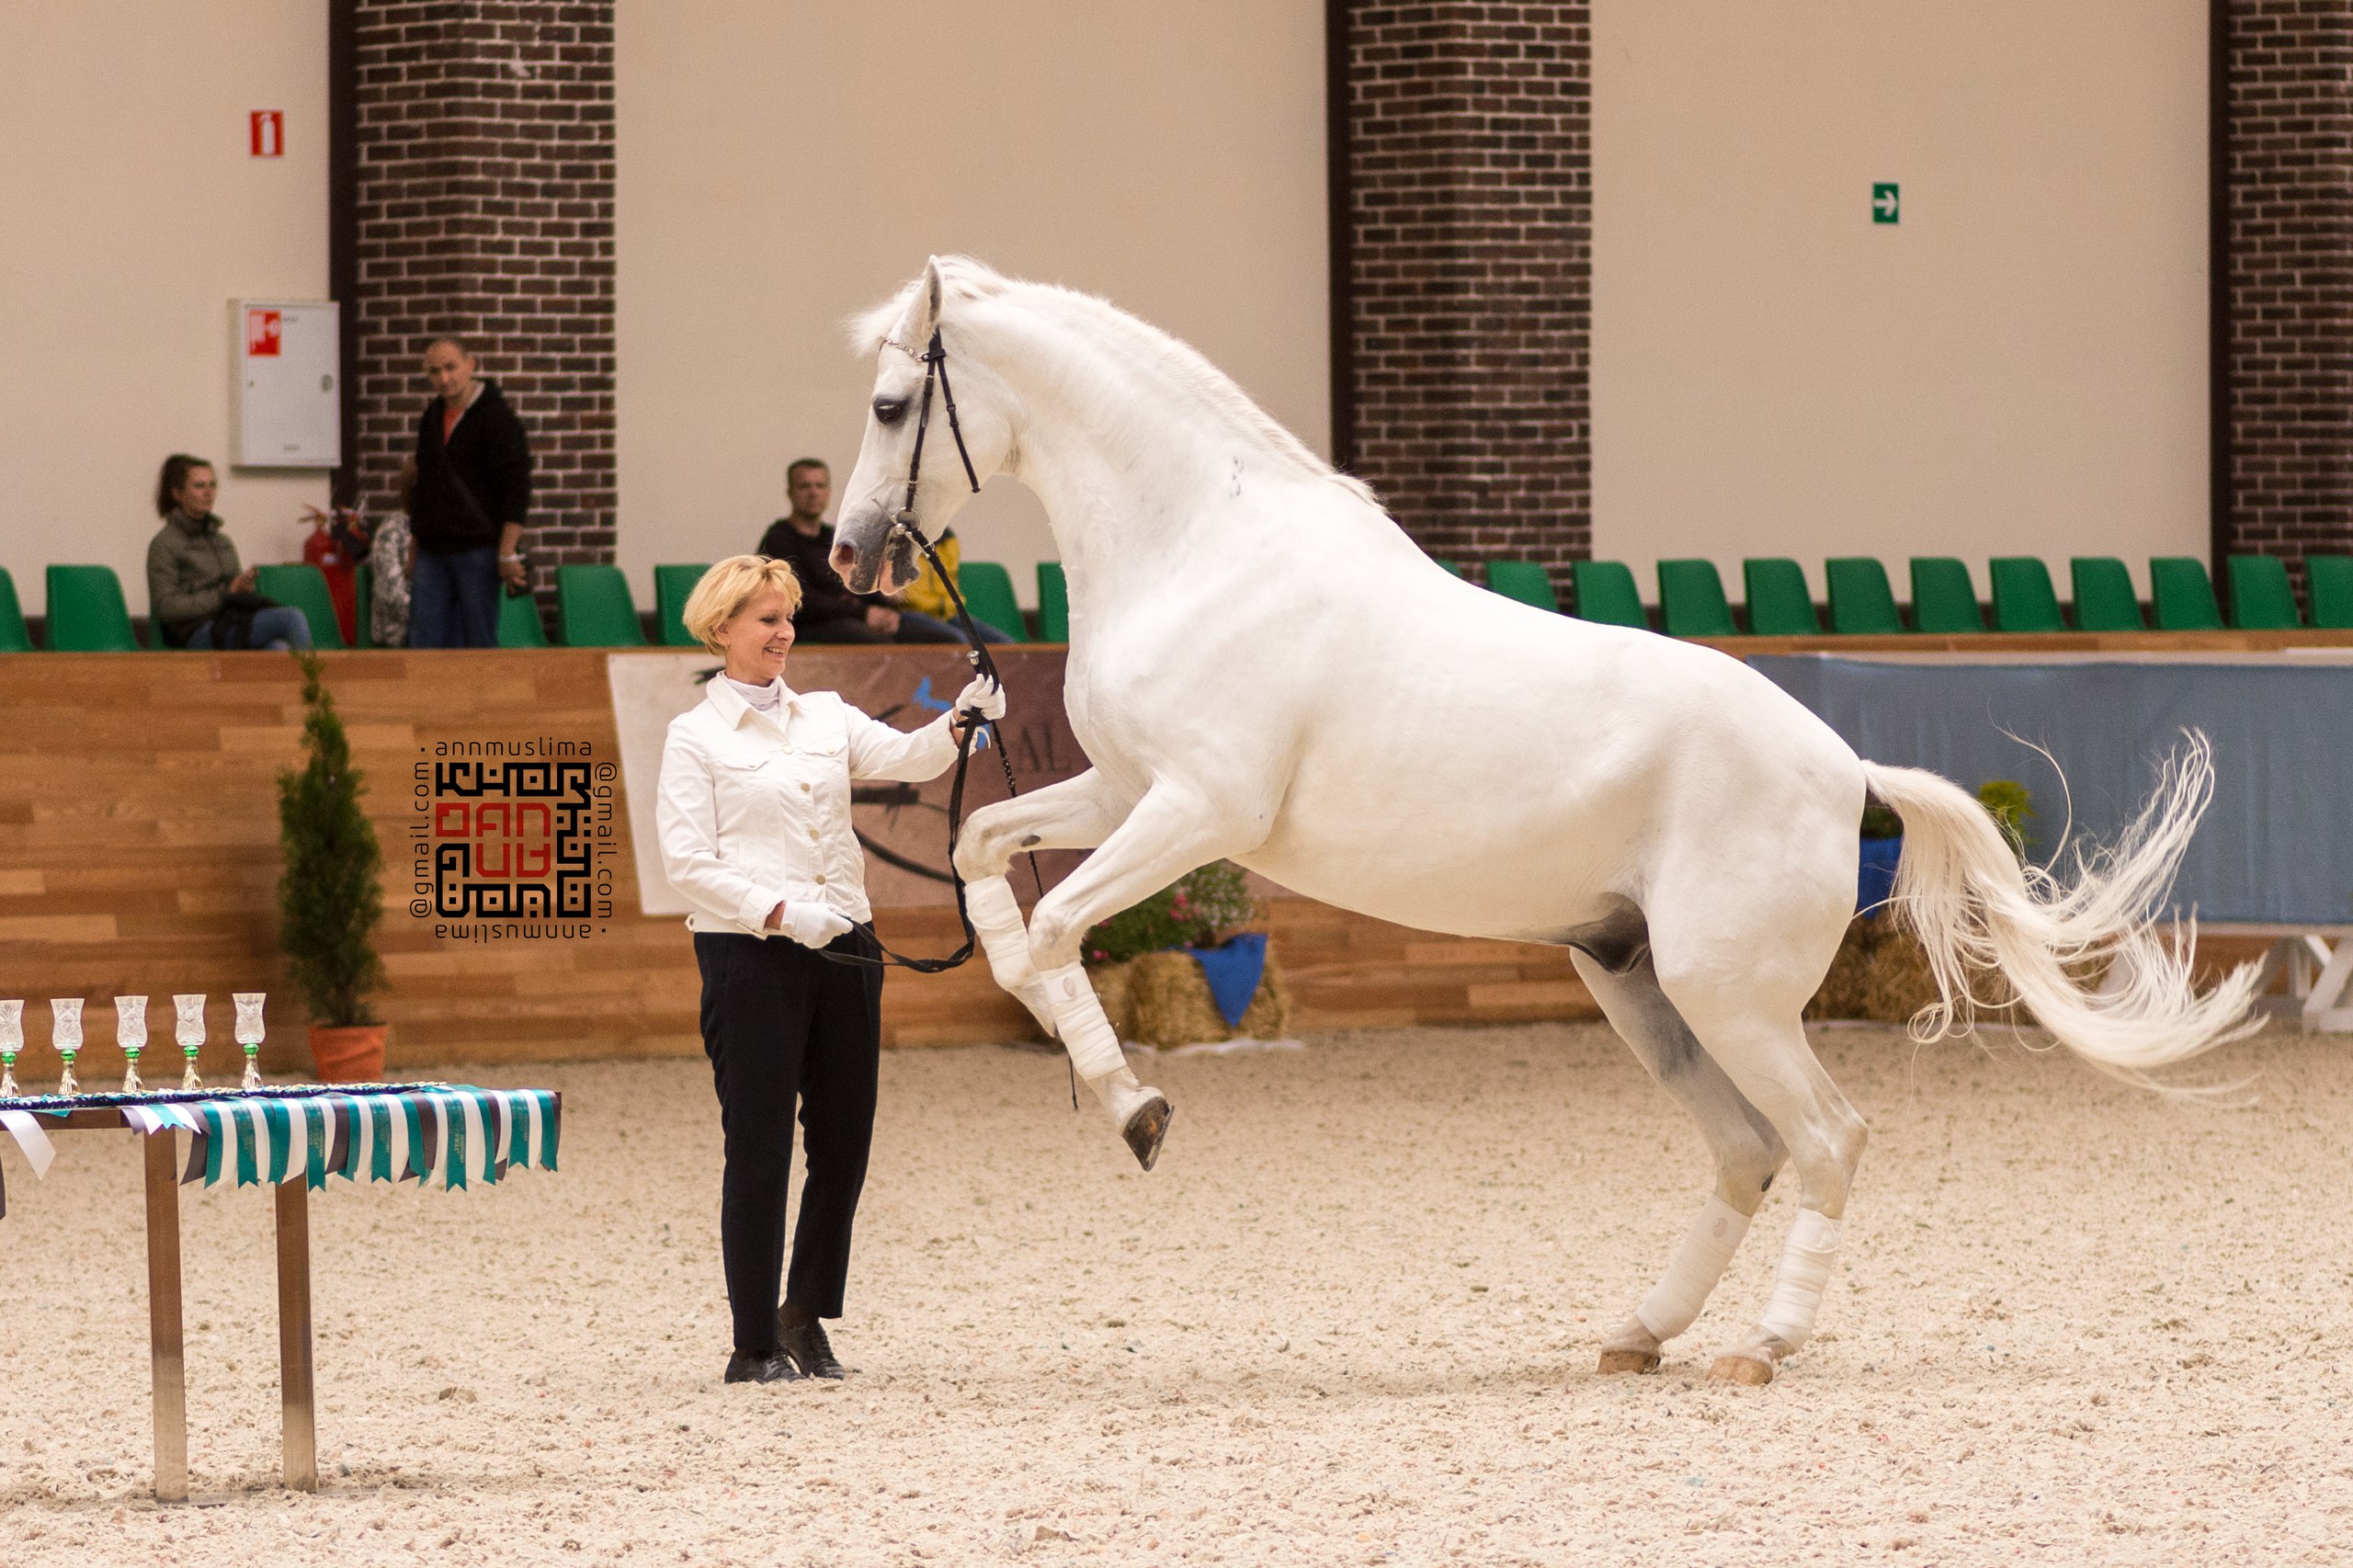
1753, 653, 2353, 926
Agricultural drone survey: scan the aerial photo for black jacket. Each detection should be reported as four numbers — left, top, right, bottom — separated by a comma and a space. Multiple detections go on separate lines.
412, 380, 532, 553
756, 517, 877, 627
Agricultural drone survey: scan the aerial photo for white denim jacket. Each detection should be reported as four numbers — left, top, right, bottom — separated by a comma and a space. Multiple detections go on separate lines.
655, 676, 962, 934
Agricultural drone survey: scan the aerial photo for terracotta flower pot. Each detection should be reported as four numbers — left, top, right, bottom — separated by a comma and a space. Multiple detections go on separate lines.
307, 1023, 387, 1083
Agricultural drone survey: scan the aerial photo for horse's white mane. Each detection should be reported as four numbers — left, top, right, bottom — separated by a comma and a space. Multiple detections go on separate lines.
848, 257, 1378, 507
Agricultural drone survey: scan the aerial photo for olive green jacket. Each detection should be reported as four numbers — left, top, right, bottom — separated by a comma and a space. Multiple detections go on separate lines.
146, 509, 243, 646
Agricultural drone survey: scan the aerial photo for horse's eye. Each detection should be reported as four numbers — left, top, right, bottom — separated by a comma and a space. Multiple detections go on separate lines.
873, 397, 907, 426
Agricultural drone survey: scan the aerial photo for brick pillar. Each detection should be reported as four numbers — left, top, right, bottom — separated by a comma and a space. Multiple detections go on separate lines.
1329, 2, 1592, 596
338, 0, 616, 597
2220, 0, 2352, 602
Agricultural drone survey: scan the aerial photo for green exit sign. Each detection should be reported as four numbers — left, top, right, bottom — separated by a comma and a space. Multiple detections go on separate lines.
1872, 182, 1900, 224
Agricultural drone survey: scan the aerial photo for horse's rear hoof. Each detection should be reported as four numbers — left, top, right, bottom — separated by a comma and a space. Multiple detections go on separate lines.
1597, 1349, 1661, 1376
1121, 1095, 1172, 1171
1709, 1354, 1775, 1386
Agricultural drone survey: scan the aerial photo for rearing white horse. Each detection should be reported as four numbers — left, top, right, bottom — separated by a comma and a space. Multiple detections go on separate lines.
831, 256, 2258, 1384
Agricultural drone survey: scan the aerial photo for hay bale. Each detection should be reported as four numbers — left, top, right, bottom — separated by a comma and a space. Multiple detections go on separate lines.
1091, 943, 1290, 1048
1806, 915, 2039, 1026
1805, 915, 1941, 1024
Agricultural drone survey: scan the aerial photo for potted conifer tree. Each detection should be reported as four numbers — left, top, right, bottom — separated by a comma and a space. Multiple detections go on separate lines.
278, 652, 389, 1079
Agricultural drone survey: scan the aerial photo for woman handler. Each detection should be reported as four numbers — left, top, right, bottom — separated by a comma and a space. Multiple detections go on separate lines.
658, 554, 1004, 1384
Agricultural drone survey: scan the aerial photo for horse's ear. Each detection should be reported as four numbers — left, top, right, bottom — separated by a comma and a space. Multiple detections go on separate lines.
915, 256, 946, 339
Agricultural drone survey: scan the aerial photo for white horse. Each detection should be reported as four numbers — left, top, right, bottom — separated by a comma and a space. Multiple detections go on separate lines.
831, 256, 2259, 1384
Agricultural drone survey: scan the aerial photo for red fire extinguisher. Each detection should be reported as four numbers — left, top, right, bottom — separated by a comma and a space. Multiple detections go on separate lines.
300, 505, 363, 644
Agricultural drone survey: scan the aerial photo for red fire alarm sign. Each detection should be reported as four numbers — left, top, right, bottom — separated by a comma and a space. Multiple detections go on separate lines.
250, 110, 284, 157
246, 309, 282, 357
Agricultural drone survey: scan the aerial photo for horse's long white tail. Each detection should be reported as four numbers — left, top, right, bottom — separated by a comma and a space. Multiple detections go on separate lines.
1860, 734, 2261, 1083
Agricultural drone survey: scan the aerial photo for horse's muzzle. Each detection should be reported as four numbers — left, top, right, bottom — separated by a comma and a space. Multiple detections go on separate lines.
828, 524, 918, 597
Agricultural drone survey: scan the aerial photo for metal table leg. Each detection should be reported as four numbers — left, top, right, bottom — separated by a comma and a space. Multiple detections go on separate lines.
273, 1178, 316, 1491
142, 1131, 188, 1503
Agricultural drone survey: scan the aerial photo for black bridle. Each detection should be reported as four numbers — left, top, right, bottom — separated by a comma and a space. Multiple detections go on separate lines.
820, 326, 1043, 975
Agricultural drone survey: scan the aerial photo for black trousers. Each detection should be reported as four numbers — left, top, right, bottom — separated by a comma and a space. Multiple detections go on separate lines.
695, 928, 882, 1352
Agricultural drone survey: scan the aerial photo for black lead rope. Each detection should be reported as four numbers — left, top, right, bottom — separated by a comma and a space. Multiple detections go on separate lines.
819, 326, 1047, 977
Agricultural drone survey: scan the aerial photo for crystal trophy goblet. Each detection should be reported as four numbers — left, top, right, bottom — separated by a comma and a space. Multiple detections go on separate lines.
233, 993, 267, 1091
51, 998, 84, 1097
115, 994, 148, 1094
0, 1000, 21, 1098
174, 994, 206, 1090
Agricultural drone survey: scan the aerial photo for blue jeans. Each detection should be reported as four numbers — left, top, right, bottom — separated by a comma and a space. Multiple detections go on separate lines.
187, 606, 313, 651
410, 546, 501, 648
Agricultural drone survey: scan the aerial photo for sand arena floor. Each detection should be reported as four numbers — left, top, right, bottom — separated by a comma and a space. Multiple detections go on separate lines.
0, 1019, 2347, 1566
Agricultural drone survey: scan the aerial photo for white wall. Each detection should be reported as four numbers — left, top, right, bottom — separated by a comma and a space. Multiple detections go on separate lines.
615, 0, 1332, 608
0, 2, 331, 624
1593, 2, 2210, 607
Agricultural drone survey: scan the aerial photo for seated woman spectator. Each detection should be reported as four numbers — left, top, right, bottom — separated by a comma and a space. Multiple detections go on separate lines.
145, 455, 313, 651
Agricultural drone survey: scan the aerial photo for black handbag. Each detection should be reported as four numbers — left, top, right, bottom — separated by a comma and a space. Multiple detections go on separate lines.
205, 588, 280, 651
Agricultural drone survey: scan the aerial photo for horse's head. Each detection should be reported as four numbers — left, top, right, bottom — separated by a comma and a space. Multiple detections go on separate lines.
834, 256, 1016, 596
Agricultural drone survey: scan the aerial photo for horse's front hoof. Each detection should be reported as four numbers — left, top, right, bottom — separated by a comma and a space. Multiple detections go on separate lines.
1709, 1354, 1775, 1386
1597, 1348, 1661, 1376
1120, 1094, 1172, 1171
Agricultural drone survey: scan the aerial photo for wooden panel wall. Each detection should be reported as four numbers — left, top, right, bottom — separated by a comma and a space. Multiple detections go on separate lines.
0, 651, 1597, 1075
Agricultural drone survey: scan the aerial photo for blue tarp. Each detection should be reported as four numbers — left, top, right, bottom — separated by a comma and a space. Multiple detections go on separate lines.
1752, 654, 2353, 927
1188, 932, 1269, 1029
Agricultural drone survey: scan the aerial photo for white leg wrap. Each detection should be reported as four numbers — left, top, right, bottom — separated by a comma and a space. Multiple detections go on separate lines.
1634, 1194, 1752, 1342
1755, 1209, 1842, 1352
1038, 961, 1129, 1082
966, 877, 1054, 1028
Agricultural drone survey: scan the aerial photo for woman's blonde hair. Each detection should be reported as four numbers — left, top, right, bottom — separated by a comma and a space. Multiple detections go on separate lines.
682, 555, 803, 654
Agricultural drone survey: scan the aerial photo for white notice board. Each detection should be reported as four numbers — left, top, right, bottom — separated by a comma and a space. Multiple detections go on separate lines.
233, 299, 340, 468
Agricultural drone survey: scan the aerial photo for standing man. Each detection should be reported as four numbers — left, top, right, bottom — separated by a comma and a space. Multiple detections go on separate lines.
410, 335, 531, 647
756, 458, 972, 643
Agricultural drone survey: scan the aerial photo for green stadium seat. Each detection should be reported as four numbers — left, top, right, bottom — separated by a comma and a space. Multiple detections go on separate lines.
1570, 560, 1649, 629
555, 564, 647, 646
1908, 558, 1984, 633
47, 565, 142, 651
1742, 559, 1821, 635
2148, 557, 2223, 631
2306, 555, 2353, 630
1434, 559, 1464, 578
2225, 554, 2302, 630
1824, 557, 1904, 634
955, 561, 1027, 642
498, 589, 550, 648
2069, 558, 2144, 631
1037, 561, 1070, 642
252, 564, 347, 649
0, 568, 32, 652
654, 563, 709, 646
1657, 560, 1738, 636
1988, 558, 2066, 632
1484, 560, 1560, 612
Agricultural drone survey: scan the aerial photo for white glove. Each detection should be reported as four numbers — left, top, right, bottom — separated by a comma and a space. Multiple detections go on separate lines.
777, 900, 852, 949
952, 675, 1007, 723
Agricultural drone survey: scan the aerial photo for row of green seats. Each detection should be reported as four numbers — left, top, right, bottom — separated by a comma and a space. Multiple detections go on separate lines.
1447, 554, 2353, 635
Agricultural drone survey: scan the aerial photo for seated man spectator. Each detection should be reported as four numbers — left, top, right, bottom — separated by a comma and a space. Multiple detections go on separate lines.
144, 453, 313, 650
755, 458, 1001, 643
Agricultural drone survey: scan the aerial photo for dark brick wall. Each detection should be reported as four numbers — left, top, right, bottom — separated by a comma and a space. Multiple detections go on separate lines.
1331, 2, 1592, 597
2221, 0, 2351, 597
344, 0, 616, 594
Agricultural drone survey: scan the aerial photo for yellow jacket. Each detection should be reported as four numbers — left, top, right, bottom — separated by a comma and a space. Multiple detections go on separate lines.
898, 528, 961, 619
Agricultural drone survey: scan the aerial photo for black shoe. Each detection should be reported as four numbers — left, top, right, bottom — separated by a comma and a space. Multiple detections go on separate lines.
778, 1314, 847, 1380
723, 1348, 802, 1384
